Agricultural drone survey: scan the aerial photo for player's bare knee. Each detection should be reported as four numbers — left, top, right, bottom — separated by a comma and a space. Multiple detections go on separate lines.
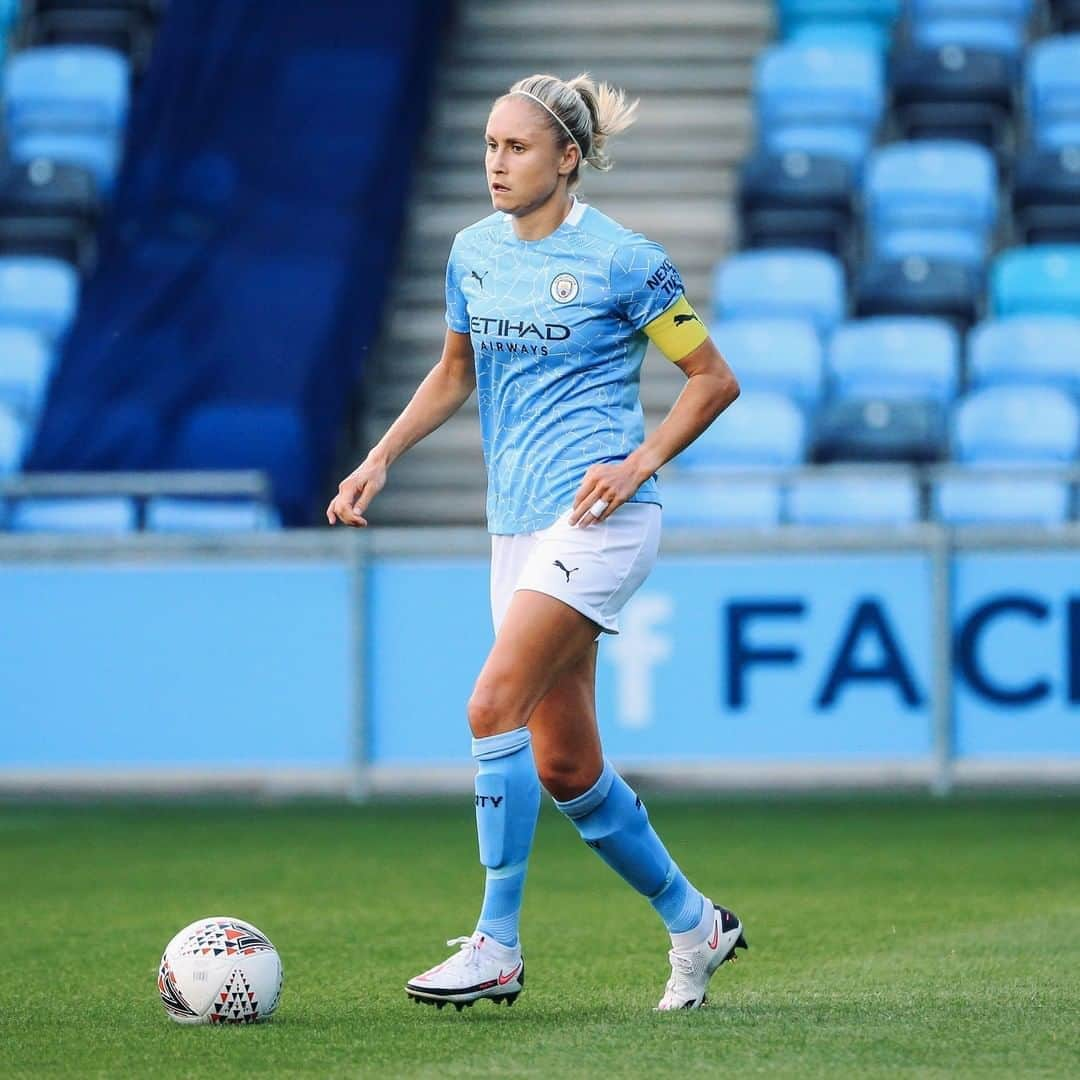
467, 685, 528, 739
537, 754, 600, 802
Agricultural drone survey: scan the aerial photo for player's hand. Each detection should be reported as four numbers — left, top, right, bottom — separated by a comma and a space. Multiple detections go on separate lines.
326, 457, 387, 527
569, 461, 641, 527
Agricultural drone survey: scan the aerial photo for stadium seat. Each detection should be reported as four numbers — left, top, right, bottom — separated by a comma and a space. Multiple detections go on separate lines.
990, 245, 1080, 315
738, 150, 855, 254
9, 495, 138, 533
168, 403, 313, 524
659, 475, 784, 528
854, 256, 982, 330
0, 402, 24, 473
934, 473, 1071, 523
864, 142, 997, 266
754, 44, 884, 164
890, 44, 1016, 150
675, 390, 807, 469
812, 397, 950, 462
711, 318, 824, 407
25, 7, 155, 72
713, 250, 846, 334
968, 315, 1080, 393
1050, 0, 1080, 32
0, 327, 53, 415
908, 0, 1032, 20
0, 159, 99, 266
786, 20, 892, 52
787, 472, 921, 524
952, 384, 1080, 463
765, 122, 872, 167
0, 256, 79, 340
145, 497, 281, 532
1012, 146, 1080, 243
912, 18, 1026, 63
827, 317, 960, 402
9, 132, 120, 192
777, 0, 901, 38
4, 46, 131, 139
1027, 36, 1080, 149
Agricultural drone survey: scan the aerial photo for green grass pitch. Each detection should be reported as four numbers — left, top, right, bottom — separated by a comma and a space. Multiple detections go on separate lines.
2, 795, 1079, 1078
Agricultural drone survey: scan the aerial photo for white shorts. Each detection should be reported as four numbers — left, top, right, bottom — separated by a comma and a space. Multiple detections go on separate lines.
490, 503, 661, 635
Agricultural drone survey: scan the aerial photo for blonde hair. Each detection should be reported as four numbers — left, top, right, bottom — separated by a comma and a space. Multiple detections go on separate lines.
501, 72, 639, 189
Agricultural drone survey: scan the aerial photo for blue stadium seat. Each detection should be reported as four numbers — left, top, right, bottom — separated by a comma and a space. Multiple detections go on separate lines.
913, 18, 1025, 63
1027, 35, 1080, 149
711, 318, 824, 407
855, 256, 982, 330
4, 46, 130, 140
827, 317, 960, 402
1012, 146, 1080, 244
676, 390, 807, 469
778, 0, 901, 35
864, 141, 997, 265
968, 315, 1080, 393
10, 132, 120, 191
787, 472, 921, 524
0, 402, 24, 473
786, 21, 892, 52
145, 497, 281, 533
659, 475, 784, 528
990, 245, 1080, 316
890, 44, 1016, 150
813, 397, 949, 462
934, 474, 1071, 523
9, 495, 138, 533
952, 384, 1080, 463
0, 256, 79, 340
0, 327, 53, 415
713, 250, 845, 334
909, 0, 1033, 19
766, 123, 872, 167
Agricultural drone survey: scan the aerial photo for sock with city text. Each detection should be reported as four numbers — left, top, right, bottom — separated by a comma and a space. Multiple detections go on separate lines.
555, 759, 706, 937
473, 728, 540, 949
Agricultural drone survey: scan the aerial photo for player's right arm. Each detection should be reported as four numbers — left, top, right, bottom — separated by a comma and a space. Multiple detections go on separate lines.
326, 328, 475, 527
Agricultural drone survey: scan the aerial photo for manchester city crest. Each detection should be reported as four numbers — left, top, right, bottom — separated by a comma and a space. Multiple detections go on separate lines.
550, 273, 580, 304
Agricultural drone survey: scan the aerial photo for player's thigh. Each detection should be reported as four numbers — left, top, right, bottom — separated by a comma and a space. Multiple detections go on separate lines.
528, 643, 603, 800
469, 588, 600, 737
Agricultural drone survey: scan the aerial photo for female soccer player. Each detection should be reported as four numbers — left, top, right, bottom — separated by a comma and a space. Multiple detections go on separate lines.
327, 73, 744, 1011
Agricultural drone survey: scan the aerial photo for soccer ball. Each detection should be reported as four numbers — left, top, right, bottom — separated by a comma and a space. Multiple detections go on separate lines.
157, 916, 283, 1024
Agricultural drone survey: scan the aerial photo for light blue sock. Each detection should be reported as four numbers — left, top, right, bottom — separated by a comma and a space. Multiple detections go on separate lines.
473, 728, 540, 948
555, 760, 705, 935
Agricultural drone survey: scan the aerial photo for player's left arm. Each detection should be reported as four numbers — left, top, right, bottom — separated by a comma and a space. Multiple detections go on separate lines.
570, 296, 739, 526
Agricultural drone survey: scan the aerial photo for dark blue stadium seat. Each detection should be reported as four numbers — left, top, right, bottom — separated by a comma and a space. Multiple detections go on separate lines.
912, 18, 1025, 63
766, 122, 872, 166
855, 256, 982, 330
934, 473, 1071, 523
864, 141, 997, 267
1012, 146, 1080, 244
990, 245, 1080, 315
9, 131, 119, 191
713, 249, 846, 334
787, 472, 921, 524
0, 327, 53, 416
0, 256, 78, 340
1027, 35, 1080, 149
659, 475, 784, 528
712, 318, 824, 407
738, 150, 855, 255
952, 384, 1080, 463
10, 495, 137, 533
828, 317, 960, 401
1050, 0, 1080, 32
168, 403, 312, 524
145, 497, 281, 533
0, 402, 24, 473
890, 44, 1016, 150
812, 398, 950, 462
676, 390, 807, 469
968, 315, 1080, 393
0, 158, 99, 266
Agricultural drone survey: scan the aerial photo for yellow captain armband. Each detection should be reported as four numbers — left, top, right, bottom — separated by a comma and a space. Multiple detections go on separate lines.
642, 295, 709, 362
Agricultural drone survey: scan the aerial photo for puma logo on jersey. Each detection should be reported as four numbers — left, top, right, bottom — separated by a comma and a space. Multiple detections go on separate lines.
470, 270, 489, 289
553, 560, 579, 582
674, 313, 700, 327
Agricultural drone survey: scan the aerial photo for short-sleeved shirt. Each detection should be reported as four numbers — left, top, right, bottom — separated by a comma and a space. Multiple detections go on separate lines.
445, 196, 686, 535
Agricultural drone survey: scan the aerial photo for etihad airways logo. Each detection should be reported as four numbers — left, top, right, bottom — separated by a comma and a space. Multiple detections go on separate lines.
470, 314, 571, 356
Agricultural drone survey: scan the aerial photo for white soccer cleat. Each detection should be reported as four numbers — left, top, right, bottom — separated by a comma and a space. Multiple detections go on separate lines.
405, 931, 525, 1011
656, 903, 748, 1011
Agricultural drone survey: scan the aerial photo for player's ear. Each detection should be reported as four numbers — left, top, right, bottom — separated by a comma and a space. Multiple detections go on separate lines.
557, 142, 579, 177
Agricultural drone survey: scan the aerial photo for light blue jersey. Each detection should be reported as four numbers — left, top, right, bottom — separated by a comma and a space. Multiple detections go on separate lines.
445, 197, 685, 534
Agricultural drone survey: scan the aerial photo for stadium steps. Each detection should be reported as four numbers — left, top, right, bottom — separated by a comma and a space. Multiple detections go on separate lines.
353, 0, 771, 525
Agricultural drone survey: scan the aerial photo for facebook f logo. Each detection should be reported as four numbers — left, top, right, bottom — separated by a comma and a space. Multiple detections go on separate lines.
605, 594, 674, 729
